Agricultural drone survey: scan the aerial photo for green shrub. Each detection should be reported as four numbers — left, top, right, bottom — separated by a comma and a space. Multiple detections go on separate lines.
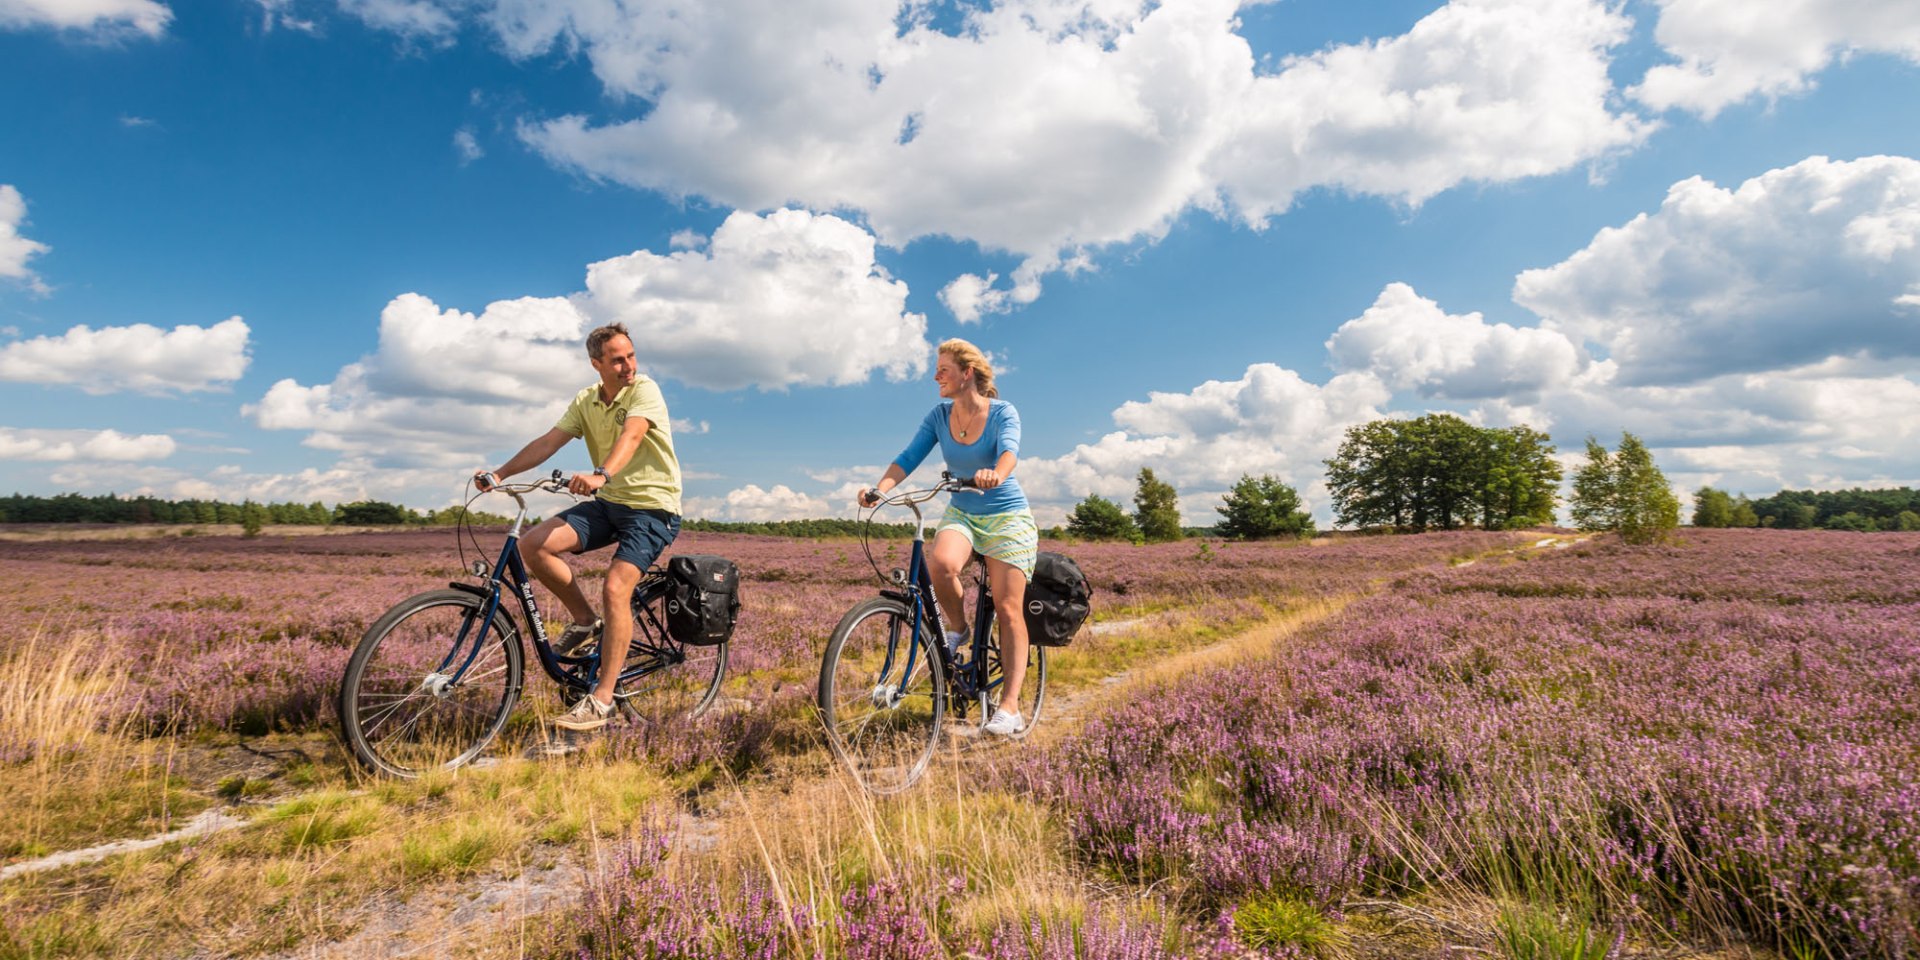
1233, 893, 1349, 957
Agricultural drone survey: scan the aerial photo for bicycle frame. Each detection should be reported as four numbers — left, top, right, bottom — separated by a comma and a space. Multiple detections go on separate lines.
875, 484, 1002, 708
440, 482, 679, 697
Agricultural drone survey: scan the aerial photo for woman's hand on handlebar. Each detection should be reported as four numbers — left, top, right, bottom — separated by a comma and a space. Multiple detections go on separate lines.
971, 468, 1001, 490
473, 471, 499, 493
857, 486, 884, 508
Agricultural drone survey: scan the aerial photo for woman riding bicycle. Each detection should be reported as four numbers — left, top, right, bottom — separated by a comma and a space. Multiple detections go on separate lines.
858, 338, 1037, 737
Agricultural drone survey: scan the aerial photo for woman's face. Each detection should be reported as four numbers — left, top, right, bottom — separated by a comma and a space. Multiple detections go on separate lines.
934, 353, 968, 398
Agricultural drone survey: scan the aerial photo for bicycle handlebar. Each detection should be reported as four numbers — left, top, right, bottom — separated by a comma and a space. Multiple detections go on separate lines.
867, 470, 982, 509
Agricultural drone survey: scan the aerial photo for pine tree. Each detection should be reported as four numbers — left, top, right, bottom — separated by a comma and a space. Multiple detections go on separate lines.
1066, 494, 1139, 542
1215, 474, 1315, 540
1132, 468, 1183, 543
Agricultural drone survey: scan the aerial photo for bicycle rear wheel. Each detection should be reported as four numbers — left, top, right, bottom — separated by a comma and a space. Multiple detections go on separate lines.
981, 617, 1046, 740
817, 596, 946, 793
339, 589, 524, 778
615, 584, 728, 721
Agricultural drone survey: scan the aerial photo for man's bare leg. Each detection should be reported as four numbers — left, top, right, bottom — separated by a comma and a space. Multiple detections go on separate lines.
591, 559, 643, 706
519, 519, 597, 626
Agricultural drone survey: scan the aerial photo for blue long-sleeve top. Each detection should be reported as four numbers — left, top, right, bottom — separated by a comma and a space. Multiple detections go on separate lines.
891, 400, 1028, 515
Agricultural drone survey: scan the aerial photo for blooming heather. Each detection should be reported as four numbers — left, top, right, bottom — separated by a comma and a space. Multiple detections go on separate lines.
1, 528, 1512, 737
1026, 531, 1920, 958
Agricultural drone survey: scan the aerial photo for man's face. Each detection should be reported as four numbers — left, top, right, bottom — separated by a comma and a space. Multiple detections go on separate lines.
591, 334, 638, 388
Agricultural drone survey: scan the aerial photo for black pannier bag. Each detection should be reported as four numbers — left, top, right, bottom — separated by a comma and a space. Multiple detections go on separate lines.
664, 554, 740, 646
1023, 551, 1091, 647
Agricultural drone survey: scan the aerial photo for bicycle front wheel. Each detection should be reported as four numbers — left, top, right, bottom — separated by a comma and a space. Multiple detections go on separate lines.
340, 589, 524, 778
817, 596, 946, 793
982, 618, 1047, 740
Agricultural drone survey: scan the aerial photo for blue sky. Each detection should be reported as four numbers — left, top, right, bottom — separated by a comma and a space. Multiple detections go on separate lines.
2, 0, 1918, 525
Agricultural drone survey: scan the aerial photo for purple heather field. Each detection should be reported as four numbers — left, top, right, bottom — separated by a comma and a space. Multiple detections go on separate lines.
5, 527, 1912, 957
1027, 530, 1920, 958
0, 527, 1507, 740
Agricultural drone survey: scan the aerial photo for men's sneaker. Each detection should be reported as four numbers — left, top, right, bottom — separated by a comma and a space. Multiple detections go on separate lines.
982, 708, 1024, 737
553, 694, 616, 732
553, 619, 603, 657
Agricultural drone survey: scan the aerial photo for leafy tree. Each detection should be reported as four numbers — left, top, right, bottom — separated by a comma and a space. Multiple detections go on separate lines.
334, 500, 416, 525
1132, 468, 1184, 542
1067, 494, 1140, 542
1898, 510, 1920, 532
1326, 413, 1550, 530
241, 500, 267, 538
1693, 486, 1735, 527
1477, 425, 1562, 528
1692, 488, 1760, 528
1324, 419, 1407, 530
1824, 512, 1876, 532
1215, 474, 1315, 540
1569, 432, 1680, 544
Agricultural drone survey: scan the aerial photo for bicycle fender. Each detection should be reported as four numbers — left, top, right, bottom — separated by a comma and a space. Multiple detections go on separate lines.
447, 581, 491, 598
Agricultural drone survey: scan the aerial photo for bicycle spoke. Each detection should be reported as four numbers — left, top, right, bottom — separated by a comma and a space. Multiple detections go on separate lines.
341, 593, 523, 778
820, 600, 943, 793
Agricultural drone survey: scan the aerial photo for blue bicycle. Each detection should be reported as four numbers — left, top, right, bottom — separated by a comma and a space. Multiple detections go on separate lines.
817, 472, 1047, 793
338, 471, 727, 778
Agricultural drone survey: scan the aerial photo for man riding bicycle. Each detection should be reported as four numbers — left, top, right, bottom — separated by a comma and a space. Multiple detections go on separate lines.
474, 322, 682, 733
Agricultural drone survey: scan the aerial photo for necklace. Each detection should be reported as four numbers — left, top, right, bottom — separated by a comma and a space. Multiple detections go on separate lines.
954, 402, 985, 440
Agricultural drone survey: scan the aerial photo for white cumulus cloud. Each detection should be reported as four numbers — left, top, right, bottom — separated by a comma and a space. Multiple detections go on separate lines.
682, 483, 837, 522
1018, 364, 1391, 523
579, 209, 928, 391
0, 185, 50, 294
0, 0, 170, 36
453, 127, 483, 163
1632, 0, 1920, 118
250, 294, 587, 467
0, 427, 176, 462
339, 0, 455, 39
253, 209, 927, 466
1326, 282, 1583, 400
1514, 155, 1920, 386
504, 0, 1648, 318
0, 317, 251, 394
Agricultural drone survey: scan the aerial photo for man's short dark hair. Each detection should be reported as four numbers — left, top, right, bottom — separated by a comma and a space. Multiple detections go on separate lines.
587, 323, 632, 360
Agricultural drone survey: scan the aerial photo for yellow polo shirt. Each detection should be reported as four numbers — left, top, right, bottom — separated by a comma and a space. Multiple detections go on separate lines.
554, 377, 682, 514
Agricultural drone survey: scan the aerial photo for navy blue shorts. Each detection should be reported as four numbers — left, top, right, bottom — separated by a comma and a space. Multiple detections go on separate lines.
558, 499, 680, 570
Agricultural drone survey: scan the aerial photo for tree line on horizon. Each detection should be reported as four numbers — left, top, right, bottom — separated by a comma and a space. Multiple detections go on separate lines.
0, 493, 515, 531
1692, 485, 1920, 532
10, 414, 1916, 542
1059, 413, 1573, 544
1057, 413, 1917, 546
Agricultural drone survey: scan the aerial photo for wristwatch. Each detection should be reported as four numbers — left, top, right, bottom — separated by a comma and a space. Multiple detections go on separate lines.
592, 467, 610, 480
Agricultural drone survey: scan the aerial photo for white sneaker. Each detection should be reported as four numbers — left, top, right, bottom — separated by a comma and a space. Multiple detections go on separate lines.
943, 629, 967, 655
553, 694, 615, 731
982, 708, 1024, 737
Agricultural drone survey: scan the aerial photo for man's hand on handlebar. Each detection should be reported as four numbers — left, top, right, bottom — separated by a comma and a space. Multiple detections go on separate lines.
567, 471, 607, 497
473, 471, 499, 493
